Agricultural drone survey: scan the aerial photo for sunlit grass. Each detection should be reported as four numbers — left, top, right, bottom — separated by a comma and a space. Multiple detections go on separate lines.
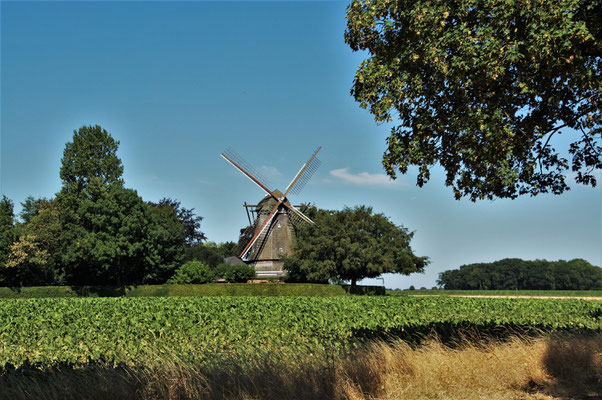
1, 333, 600, 400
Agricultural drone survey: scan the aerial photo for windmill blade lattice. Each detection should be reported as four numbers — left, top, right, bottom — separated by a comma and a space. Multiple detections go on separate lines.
222, 147, 273, 192
239, 216, 274, 259
286, 208, 310, 231
288, 156, 321, 196
236, 221, 259, 258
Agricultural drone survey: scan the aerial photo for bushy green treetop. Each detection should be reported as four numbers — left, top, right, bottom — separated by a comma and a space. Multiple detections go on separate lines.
168, 260, 212, 284
284, 205, 427, 286
60, 125, 124, 195
345, 0, 601, 200
56, 126, 169, 286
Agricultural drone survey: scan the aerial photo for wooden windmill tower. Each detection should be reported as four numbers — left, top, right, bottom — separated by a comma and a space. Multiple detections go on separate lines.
221, 147, 321, 278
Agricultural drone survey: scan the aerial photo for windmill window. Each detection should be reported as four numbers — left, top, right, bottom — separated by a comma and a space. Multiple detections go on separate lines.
277, 223, 282, 228
279, 247, 284, 253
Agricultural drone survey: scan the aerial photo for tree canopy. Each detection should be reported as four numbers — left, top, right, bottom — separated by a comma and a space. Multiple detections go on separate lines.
4, 235, 51, 287
149, 198, 206, 247
9, 200, 64, 285
438, 258, 602, 290
345, 0, 601, 200
19, 196, 51, 224
58, 183, 159, 285
59, 125, 124, 195
54, 126, 198, 286
283, 205, 427, 286
0, 125, 209, 287
183, 241, 238, 268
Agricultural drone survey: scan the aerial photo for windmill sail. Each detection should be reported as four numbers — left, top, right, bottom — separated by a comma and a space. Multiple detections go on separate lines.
221, 147, 321, 279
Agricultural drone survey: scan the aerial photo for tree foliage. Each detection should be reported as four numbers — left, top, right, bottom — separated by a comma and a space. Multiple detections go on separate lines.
345, 0, 602, 200
19, 196, 51, 224
0, 125, 208, 287
283, 205, 427, 286
0, 196, 15, 266
4, 235, 51, 286
58, 184, 160, 286
149, 198, 206, 247
167, 260, 212, 284
212, 263, 256, 283
19, 200, 62, 284
437, 258, 602, 290
60, 125, 124, 195
184, 241, 238, 268
55, 125, 184, 286
144, 201, 187, 283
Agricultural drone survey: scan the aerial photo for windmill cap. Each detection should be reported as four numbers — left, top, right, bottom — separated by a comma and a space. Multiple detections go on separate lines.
256, 190, 291, 211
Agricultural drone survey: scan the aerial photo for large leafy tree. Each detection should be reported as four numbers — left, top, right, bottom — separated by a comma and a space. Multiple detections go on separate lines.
59, 183, 160, 285
56, 125, 161, 285
345, 0, 601, 200
283, 205, 427, 286
144, 201, 187, 283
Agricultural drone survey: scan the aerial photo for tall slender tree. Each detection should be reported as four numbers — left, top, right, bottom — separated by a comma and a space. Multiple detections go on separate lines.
56, 125, 155, 285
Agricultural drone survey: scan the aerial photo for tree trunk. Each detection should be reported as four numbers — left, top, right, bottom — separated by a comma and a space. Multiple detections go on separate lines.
351, 278, 357, 287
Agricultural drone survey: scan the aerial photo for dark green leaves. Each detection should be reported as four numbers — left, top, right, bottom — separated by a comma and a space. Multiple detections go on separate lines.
1, 296, 600, 368
168, 261, 212, 284
55, 126, 190, 286
345, 0, 602, 200
58, 185, 158, 285
60, 125, 124, 195
283, 205, 427, 285
438, 258, 602, 290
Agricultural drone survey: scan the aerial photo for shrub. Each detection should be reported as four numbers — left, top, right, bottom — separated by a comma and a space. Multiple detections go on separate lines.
167, 261, 211, 284
212, 263, 256, 283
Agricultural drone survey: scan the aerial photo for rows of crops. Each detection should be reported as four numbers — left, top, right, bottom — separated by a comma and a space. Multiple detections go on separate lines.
1, 296, 600, 367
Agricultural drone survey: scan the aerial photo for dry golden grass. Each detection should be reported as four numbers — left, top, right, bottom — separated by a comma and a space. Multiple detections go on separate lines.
1, 333, 600, 400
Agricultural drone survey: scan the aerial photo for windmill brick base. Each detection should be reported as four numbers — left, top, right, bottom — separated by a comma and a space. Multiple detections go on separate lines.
252, 261, 286, 279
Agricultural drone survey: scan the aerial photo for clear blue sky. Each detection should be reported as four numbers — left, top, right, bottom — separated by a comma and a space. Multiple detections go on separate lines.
1, 1, 600, 289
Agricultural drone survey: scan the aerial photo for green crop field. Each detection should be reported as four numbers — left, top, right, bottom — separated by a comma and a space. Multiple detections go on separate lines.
1, 296, 600, 368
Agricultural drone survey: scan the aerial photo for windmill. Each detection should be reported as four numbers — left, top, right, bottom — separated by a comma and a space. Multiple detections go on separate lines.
221, 147, 322, 278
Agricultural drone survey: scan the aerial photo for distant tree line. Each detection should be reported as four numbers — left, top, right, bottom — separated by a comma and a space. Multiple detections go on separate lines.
438, 258, 602, 290
0, 125, 240, 287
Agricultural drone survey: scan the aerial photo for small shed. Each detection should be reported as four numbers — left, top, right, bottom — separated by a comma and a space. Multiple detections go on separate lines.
223, 256, 246, 265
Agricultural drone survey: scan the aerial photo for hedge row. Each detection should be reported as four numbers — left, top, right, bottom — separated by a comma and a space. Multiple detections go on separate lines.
0, 283, 385, 298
